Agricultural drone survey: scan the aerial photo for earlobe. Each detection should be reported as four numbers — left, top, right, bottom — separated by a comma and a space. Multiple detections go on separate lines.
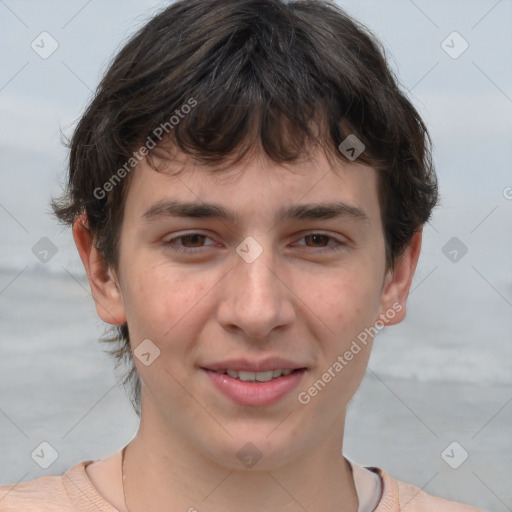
377, 229, 423, 327
72, 214, 127, 325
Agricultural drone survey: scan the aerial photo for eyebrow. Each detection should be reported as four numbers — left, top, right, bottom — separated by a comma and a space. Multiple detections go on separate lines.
142, 199, 370, 224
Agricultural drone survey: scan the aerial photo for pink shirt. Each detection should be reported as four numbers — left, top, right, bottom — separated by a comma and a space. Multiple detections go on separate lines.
0, 458, 485, 511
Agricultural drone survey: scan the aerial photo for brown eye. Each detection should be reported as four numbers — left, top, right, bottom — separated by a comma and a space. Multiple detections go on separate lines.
295, 232, 346, 253
178, 234, 207, 248
304, 234, 331, 247
163, 232, 215, 253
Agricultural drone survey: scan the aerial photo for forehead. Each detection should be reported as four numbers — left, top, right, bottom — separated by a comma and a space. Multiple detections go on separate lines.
123, 147, 382, 229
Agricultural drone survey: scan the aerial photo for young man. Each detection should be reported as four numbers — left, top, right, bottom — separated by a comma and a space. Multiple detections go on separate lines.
0, 0, 484, 510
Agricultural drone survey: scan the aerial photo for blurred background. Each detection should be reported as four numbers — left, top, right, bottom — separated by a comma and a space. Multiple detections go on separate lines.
0, 0, 511, 510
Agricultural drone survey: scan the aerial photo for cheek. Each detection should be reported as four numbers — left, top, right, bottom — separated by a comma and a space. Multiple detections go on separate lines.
120, 260, 213, 344
304, 273, 379, 406
308, 267, 382, 340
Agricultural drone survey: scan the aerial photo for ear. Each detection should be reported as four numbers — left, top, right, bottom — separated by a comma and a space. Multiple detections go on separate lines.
376, 229, 422, 327
72, 215, 127, 325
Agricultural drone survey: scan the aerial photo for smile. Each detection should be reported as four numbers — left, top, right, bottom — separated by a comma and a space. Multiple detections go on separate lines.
211, 369, 296, 381
203, 368, 307, 407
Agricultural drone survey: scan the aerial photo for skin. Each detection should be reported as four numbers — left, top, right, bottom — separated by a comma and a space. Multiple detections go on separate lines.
74, 145, 422, 512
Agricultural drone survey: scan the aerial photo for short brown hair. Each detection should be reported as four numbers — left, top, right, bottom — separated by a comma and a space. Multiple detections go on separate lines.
52, 0, 438, 416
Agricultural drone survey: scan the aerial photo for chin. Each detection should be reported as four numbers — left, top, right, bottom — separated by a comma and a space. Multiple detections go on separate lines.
197, 428, 304, 472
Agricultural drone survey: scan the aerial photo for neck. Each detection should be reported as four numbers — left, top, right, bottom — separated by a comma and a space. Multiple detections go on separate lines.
121, 404, 358, 512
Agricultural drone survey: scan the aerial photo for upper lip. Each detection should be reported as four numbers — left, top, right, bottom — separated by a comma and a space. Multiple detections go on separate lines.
202, 357, 308, 373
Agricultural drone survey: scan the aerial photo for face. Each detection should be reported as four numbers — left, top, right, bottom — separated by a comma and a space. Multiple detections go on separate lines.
80, 146, 418, 471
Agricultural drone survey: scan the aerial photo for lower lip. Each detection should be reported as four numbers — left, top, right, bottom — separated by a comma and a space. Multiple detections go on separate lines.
202, 369, 306, 407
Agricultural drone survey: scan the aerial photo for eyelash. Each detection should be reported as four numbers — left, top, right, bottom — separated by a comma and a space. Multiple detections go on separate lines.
163, 232, 347, 254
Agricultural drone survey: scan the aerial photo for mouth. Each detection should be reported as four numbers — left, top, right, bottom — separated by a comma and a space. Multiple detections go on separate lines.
200, 364, 308, 407
205, 368, 305, 382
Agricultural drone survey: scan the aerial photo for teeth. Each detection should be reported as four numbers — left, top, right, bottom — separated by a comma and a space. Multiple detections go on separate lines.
222, 369, 295, 381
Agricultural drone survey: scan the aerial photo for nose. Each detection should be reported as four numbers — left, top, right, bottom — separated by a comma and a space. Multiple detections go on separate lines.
216, 238, 295, 341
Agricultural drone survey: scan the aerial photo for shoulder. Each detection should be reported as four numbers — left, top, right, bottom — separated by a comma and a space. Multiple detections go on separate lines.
1, 473, 69, 512
371, 467, 486, 512
0, 460, 110, 512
